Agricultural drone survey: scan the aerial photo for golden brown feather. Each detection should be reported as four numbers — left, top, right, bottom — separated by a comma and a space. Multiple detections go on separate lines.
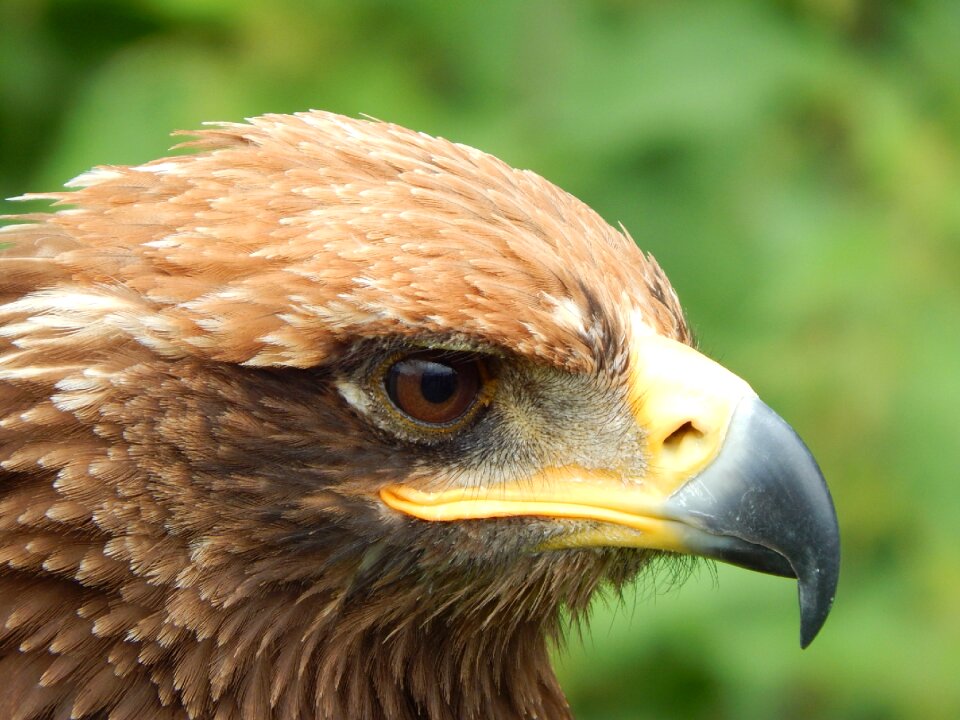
0, 111, 838, 720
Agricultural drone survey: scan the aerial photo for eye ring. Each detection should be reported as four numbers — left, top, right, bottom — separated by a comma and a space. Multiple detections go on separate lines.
379, 350, 492, 431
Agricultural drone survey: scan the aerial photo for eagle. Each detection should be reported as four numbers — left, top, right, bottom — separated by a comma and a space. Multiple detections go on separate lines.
0, 111, 839, 720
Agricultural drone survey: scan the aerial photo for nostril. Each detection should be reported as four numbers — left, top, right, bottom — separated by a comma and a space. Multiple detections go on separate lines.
663, 421, 703, 450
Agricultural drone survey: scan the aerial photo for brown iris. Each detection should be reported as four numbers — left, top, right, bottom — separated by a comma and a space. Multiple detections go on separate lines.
384, 351, 484, 427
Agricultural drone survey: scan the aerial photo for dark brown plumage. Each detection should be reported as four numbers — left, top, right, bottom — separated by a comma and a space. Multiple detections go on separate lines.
0, 111, 838, 720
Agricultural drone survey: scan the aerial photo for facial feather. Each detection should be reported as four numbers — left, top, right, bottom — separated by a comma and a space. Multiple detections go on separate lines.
0, 110, 691, 720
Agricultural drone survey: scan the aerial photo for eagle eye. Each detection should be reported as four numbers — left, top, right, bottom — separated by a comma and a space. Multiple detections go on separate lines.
383, 351, 487, 428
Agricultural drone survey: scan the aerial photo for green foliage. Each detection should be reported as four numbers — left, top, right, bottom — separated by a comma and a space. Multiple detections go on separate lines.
2, 1, 958, 717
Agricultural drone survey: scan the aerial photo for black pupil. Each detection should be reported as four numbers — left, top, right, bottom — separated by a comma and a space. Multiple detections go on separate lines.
419, 361, 458, 404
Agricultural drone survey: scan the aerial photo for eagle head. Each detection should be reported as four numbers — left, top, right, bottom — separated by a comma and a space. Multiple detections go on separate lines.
0, 111, 838, 720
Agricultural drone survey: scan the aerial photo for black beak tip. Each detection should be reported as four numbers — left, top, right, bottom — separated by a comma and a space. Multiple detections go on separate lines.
799, 588, 836, 648
797, 537, 840, 648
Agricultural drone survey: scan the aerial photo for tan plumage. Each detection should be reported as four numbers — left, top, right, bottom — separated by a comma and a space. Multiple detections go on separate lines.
0, 111, 837, 719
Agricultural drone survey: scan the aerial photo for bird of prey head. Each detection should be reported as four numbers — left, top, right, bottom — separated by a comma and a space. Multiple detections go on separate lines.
0, 111, 838, 720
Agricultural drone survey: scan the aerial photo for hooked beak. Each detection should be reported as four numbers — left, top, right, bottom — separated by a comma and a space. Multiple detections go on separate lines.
659, 394, 839, 647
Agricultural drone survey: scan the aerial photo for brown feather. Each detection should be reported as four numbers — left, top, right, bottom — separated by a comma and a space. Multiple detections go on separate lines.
0, 111, 689, 719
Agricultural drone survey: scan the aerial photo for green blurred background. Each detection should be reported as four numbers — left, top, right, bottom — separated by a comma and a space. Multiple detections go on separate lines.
2, 1, 958, 718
